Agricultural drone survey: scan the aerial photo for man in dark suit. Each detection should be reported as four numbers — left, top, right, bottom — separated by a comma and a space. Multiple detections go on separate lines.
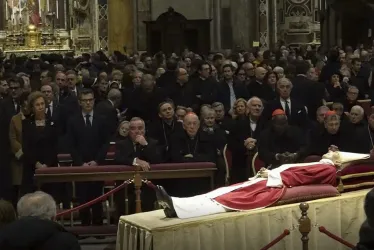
170, 113, 215, 163
228, 97, 266, 182
291, 61, 325, 120
114, 117, 162, 214
217, 64, 249, 113
0, 77, 23, 201
147, 101, 183, 162
115, 117, 162, 167
258, 109, 308, 169
264, 78, 309, 132
41, 84, 60, 124
95, 88, 122, 135
66, 88, 111, 226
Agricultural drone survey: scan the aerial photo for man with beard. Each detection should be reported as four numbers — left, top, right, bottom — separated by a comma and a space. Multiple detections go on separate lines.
257, 109, 308, 169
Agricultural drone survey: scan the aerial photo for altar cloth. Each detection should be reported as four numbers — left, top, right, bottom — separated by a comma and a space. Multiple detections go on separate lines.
116, 189, 370, 250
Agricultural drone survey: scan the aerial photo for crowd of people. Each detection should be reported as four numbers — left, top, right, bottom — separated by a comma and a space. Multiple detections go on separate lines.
0, 44, 374, 226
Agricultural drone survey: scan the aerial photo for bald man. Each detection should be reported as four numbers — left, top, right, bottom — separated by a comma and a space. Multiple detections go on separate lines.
257, 110, 308, 169
170, 113, 215, 163
349, 105, 365, 125
246, 67, 273, 101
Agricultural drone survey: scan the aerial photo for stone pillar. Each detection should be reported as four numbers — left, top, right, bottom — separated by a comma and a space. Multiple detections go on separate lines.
108, 0, 134, 53
258, 0, 269, 49
136, 0, 151, 51
215, 0, 222, 50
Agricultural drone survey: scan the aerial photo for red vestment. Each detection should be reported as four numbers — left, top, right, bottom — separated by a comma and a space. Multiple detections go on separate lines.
214, 163, 336, 210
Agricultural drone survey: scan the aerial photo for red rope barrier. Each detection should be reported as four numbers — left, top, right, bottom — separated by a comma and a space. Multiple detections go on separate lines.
56, 180, 131, 217
318, 226, 355, 248
260, 229, 290, 250
143, 180, 156, 189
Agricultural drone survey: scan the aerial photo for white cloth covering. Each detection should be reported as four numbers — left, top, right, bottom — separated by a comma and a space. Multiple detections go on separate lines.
171, 152, 370, 219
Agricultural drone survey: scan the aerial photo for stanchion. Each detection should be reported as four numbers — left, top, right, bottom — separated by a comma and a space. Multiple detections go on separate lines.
318, 226, 355, 248
134, 166, 142, 213
260, 229, 290, 250
299, 203, 311, 250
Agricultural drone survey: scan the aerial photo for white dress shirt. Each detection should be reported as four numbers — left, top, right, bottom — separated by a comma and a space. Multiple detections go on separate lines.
280, 98, 291, 114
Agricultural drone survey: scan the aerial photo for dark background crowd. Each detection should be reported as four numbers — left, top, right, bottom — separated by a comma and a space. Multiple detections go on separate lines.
1, 44, 374, 226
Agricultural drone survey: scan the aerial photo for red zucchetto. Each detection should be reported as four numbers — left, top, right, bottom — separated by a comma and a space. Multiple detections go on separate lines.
272, 109, 286, 117
324, 110, 336, 118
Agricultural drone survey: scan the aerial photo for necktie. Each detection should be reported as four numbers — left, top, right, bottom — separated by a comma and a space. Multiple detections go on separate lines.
285, 101, 291, 117
46, 105, 52, 118
85, 114, 92, 128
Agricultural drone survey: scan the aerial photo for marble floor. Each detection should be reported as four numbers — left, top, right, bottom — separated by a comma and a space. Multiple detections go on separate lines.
80, 237, 116, 250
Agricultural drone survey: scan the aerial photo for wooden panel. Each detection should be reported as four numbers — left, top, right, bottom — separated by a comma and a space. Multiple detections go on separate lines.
108, 0, 133, 53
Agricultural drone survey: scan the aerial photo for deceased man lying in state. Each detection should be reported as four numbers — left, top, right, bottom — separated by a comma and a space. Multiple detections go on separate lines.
155, 151, 369, 219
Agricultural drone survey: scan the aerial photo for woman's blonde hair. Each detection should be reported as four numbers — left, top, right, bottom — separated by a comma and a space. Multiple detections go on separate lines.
233, 98, 247, 116
27, 91, 47, 114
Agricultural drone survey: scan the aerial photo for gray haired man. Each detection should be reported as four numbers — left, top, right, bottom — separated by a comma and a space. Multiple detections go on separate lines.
0, 191, 80, 250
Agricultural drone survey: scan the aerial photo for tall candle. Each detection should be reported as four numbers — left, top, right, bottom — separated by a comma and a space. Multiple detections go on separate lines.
47, 0, 50, 11
56, 0, 59, 19
5, 0, 8, 20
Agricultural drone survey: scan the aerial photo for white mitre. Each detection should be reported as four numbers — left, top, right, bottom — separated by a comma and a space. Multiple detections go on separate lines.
322, 151, 370, 168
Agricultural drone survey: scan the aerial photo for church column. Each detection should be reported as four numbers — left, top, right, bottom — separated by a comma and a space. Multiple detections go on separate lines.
108, 0, 134, 53
258, 0, 269, 49
215, 0, 222, 50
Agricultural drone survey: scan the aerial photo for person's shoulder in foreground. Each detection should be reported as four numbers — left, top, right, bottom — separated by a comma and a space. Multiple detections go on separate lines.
0, 191, 81, 250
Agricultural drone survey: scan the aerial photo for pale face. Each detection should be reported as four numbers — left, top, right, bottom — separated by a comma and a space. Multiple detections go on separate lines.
79, 93, 95, 113
248, 99, 263, 118
132, 72, 143, 86
183, 115, 200, 137
41, 85, 53, 103
277, 80, 292, 99
235, 101, 246, 115
267, 73, 277, 85
325, 119, 340, 135
119, 122, 130, 137
203, 111, 216, 127
159, 103, 175, 120
55, 72, 67, 88
33, 97, 46, 115
223, 66, 233, 80
349, 109, 363, 124
129, 120, 145, 141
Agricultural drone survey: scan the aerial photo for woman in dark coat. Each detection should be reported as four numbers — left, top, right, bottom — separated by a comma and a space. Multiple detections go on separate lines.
21, 91, 59, 195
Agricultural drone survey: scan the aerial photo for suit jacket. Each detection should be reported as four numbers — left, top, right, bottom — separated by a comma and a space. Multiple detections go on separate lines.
291, 75, 324, 120
115, 137, 162, 165
264, 98, 309, 131
217, 80, 249, 112
247, 80, 276, 103
257, 126, 308, 167
66, 111, 111, 166
170, 130, 216, 163
95, 99, 118, 135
